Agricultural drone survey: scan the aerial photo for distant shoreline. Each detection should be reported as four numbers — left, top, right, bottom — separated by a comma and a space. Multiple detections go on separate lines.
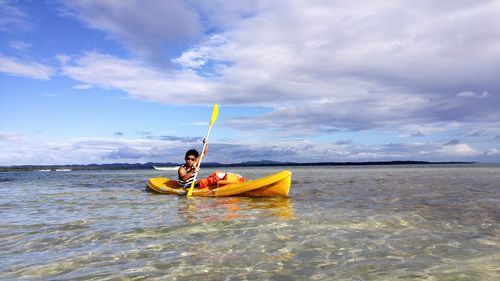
0, 160, 478, 172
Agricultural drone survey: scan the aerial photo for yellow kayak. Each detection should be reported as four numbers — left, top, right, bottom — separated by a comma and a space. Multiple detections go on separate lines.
146, 170, 292, 197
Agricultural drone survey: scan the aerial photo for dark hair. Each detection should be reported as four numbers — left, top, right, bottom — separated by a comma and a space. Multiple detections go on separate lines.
185, 149, 199, 159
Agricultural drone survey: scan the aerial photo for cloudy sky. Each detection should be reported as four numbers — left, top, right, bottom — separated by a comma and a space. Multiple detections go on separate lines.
1, 0, 499, 165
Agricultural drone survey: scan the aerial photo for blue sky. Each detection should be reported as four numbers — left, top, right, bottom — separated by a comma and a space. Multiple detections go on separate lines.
1, 0, 499, 165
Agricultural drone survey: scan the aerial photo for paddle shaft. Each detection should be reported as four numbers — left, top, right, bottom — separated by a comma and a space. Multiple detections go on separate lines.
186, 126, 212, 196
195, 125, 213, 172
187, 104, 218, 196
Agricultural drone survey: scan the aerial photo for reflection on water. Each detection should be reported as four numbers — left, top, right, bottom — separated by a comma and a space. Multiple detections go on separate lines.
177, 197, 295, 223
1, 166, 499, 280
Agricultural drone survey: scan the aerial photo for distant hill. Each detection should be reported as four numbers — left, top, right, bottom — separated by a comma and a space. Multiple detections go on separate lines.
217, 160, 475, 167
0, 160, 475, 172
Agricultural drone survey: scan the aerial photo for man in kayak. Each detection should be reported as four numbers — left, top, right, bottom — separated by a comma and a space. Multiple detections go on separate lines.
178, 139, 207, 189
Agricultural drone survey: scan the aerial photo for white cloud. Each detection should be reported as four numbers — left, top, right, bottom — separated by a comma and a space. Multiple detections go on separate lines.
54, 1, 500, 137
2, 1, 499, 164
440, 143, 478, 156
0, 54, 54, 80
8, 40, 31, 50
457, 91, 490, 98
484, 148, 499, 156
73, 84, 93, 90
0, 131, 24, 142
1, 131, 498, 165
60, 52, 219, 104
0, 136, 189, 165
56, 54, 71, 64
188, 121, 210, 126
457, 91, 477, 98
0, 0, 32, 31
59, 0, 203, 63
397, 123, 461, 138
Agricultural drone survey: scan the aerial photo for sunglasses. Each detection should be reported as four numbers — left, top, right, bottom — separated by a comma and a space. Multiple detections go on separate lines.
185, 157, 196, 161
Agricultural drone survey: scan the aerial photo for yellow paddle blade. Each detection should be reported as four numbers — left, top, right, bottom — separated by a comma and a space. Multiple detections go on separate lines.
210, 103, 219, 127
187, 180, 195, 196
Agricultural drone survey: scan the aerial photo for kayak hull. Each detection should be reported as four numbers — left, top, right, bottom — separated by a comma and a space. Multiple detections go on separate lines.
146, 170, 291, 197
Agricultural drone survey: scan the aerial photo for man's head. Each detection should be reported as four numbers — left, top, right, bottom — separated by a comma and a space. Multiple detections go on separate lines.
185, 149, 199, 162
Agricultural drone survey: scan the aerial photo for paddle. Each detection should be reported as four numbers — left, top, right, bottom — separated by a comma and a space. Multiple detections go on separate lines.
187, 103, 219, 197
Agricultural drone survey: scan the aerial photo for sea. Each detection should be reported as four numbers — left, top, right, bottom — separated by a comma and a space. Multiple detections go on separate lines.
1, 165, 499, 280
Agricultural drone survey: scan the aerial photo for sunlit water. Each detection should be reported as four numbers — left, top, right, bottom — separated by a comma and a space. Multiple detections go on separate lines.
1, 165, 499, 280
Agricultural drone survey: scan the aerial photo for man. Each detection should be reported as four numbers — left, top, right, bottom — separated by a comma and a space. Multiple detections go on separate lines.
178, 139, 207, 188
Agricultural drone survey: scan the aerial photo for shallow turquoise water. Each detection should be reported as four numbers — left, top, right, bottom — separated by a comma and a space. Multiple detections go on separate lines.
1, 165, 499, 280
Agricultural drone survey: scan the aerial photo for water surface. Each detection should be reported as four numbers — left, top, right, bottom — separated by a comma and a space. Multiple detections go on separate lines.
1, 165, 499, 280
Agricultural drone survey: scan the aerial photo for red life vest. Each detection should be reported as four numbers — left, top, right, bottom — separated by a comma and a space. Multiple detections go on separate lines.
198, 172, 246, 189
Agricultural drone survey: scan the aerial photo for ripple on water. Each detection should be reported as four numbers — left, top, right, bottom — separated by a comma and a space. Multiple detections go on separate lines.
1, 166, 499, 280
